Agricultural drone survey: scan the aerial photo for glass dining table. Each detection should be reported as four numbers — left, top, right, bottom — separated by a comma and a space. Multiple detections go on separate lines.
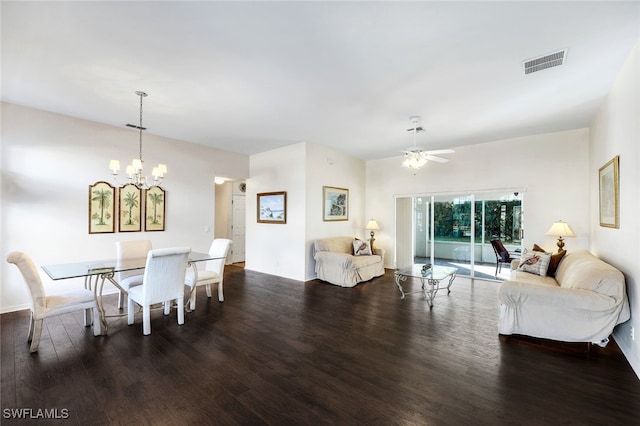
42, 251, 222, 334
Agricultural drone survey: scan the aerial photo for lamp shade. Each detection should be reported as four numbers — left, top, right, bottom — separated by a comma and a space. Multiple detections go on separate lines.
366, 220, 381, 231
109, 160, 120, 172
546, 221, 575, 237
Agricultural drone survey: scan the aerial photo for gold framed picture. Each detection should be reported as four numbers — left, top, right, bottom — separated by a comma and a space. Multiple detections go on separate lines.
599, 155, 619, 228
89, 181, 115, 234
257, 191, 287, 224
119, 183, 142, 232
145, 185, 166, 231
323, 186, 348, 221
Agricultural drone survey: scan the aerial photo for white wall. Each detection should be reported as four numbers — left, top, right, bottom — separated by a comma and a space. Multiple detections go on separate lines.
214, 181, 233, 239
246, 143, 307, 280
304, 143, 366, 280
1, 103, 249, 313
590, 42, 639, 377
246, 142, 366, 281
366, 128, 591, 268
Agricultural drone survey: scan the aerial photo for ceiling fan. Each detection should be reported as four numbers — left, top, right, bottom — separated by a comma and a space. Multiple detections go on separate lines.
402, 116, 454, 169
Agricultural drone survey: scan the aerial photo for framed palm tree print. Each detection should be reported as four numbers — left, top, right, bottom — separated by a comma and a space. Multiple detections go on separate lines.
119, 183, 142, 232
89, 181, 115, 234
144, 185, 165, 231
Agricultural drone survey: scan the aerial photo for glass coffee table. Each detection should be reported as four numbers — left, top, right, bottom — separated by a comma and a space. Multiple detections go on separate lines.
394, 264, 458, 308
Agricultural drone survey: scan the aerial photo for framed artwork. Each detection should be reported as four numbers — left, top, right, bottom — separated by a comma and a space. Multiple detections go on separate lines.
257, 191, 287, 224
599, 155, 619, 228
323, 186, 348, 221
89, 181, 115, 234
145, 186, 166, 231
119, 184, 142, 232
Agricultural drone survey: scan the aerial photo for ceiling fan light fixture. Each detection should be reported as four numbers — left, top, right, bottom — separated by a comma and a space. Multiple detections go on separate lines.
400, 116, 455, 169
402, 150, 428, 169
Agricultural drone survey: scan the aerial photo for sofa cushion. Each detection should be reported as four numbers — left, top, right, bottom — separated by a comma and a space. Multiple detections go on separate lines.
314, 236, 354, 255
517, 249, 551, 276
353, 238, 372, 256
532, 244, 566, 276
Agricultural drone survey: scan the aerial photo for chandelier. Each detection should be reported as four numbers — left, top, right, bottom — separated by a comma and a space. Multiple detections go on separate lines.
402, 116, 454, 170
109, 91, 166, 188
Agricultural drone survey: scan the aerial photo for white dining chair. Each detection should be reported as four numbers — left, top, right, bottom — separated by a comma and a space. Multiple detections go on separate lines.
127, 247, 191, 335
6, 251, 102, 352
115, 240, 152, 310
184, 238, 232, 310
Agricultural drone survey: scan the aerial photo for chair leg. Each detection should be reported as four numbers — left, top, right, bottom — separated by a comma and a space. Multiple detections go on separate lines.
142, 306, 151, 335
27, 312, 35, 342
205, 283, 212, 298
495, 262, 499, 276
177, 298, 184, 326
164, 301, 171, 316
127, 298, 135, 325
218, 280, 224, 302
117, 290, 125, 310
30, 319, 43, 353
84, 308, 91, 327
92, 307, 102, 336
189, 288, 197, 311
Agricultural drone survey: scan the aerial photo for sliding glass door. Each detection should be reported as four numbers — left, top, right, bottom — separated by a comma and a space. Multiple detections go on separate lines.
396, 190, 523, 280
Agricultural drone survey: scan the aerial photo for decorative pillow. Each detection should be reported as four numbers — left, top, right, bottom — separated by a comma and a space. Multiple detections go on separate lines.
353, 238, 372, 256
547, 250, 566, 276
530, 244, 566, 276
517, 249, 552, 276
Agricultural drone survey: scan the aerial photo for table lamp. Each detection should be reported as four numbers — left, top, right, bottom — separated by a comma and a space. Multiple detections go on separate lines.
546, 220, 575, 252
366, 219, 381, 249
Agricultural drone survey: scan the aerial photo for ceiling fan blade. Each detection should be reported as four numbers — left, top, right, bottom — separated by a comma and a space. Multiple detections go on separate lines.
424, 149, 455, 155
425, 155, 449, 163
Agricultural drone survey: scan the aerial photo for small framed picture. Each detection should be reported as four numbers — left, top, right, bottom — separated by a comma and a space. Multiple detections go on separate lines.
599, 155, 619, 228
145, 185, 166, 231
257, 191, 287, 224
119, 183, 142, 232
89, 181, 116, 234
323, 186, 348, 221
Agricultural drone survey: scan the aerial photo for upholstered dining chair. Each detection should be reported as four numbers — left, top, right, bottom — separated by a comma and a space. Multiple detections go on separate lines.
490, 239, 519, 277
127, 247, 191, 335
6, 251, 101, 352
184, 238, 232, 310
115, 240, 152, 309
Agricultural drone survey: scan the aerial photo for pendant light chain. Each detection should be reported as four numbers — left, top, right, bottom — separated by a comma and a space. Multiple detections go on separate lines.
136, 91, 147, 165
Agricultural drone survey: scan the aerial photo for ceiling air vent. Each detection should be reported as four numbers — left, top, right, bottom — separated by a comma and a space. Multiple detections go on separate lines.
523, 49, 567, 75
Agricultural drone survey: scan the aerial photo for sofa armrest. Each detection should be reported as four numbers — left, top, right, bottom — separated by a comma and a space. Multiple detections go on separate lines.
510, 259, 520, 270
372, 248, 385, 262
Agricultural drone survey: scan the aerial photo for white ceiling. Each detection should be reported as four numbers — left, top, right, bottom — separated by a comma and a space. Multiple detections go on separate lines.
2, 1, 639, 161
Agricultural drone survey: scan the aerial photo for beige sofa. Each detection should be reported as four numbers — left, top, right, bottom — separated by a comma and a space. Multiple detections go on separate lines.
498, 249, 630, 345
313, 236, 385, 287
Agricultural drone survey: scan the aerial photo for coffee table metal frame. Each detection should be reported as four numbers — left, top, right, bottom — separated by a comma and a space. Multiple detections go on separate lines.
393, 265, 458, 308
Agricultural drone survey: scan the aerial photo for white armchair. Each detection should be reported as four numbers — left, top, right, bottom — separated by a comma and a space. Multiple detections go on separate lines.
127, 247, 191, 335
7, 251, 102, 352
185, 238, 232, 310
115, 240, 152, 309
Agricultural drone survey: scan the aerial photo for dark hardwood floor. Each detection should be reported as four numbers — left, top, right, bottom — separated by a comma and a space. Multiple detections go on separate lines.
2, 266, 639, 425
